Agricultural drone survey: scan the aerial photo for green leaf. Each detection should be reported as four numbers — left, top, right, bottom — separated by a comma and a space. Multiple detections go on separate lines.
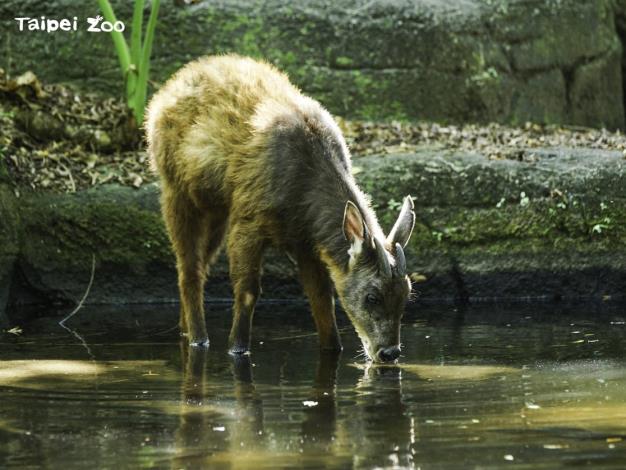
97, 0, 131, 80
134, 0, 160, 124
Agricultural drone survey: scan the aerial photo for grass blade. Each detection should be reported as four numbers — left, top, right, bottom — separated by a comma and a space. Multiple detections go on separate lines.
127, 0, 145, 108
97, 0, 131, 79
130, 0, 145, 66
135, 0, 160, 124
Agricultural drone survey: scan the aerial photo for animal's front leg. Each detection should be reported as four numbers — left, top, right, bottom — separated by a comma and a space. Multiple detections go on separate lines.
297, 252, 342, 352
227, 221, 265, 354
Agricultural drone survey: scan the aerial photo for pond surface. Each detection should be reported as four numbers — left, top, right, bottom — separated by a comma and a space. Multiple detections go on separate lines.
1, 303, 626, 469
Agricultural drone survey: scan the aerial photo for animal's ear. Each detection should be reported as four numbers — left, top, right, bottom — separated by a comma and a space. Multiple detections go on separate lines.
387, 196, 415, 248
343, 201, 366, 265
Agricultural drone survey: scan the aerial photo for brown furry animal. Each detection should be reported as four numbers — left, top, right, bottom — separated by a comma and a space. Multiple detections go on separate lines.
146, 54, 415, 362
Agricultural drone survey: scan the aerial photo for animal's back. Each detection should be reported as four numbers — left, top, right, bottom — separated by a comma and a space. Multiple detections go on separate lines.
145, 54, 302, 207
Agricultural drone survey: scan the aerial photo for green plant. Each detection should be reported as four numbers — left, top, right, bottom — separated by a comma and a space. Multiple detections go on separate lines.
98, 0, 160, 125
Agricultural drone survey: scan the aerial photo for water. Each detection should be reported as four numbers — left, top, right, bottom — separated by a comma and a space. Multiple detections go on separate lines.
1, 303, 625, 469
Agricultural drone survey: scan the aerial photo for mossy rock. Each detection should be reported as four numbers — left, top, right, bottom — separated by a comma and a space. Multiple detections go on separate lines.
14, 184, 171, 305
0, 184, 19, 325
355, 148, 626, 301
0, 152, 10, 184
14, 184, 299, 305
6, 147, 626, 310
0, 0, 623, 128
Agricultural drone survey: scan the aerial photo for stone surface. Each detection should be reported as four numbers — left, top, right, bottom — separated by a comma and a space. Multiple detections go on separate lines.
1, 0, 624, 128
0, 182, 19, 327
2, 148, 625, 316
361, 148, 626, 301
11, 184, 299, 308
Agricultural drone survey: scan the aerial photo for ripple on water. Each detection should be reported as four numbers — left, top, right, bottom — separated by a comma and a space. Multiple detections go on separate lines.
0, 302, 625, 468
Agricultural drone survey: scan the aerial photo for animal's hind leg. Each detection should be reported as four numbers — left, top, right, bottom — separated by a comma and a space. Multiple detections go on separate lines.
297, 251, 342, 352
163, 190, 216, 346
205, 210, 228, 268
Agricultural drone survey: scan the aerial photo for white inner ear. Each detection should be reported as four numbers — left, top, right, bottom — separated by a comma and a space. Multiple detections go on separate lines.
347, 237, 363, 268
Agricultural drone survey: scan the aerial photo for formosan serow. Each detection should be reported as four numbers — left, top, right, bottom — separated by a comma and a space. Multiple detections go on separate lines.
146, 55, 415, 363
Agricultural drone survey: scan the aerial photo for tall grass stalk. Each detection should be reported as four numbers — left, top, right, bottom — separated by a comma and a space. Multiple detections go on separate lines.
98, 0, 160, 125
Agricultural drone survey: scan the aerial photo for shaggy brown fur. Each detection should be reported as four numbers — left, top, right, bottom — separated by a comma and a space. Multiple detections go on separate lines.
146, 54, 415, 361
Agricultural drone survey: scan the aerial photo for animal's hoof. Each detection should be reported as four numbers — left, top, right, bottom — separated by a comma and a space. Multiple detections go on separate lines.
320, 343, 343, 352
228, 345, 251, 356
189, 338, 210, 347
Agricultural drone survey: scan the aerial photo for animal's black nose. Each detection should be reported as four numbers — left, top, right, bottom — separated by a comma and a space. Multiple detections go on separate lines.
377, 345, 401, 362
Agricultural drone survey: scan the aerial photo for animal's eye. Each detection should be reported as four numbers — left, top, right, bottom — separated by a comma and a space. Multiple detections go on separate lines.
366, 293, 381, 305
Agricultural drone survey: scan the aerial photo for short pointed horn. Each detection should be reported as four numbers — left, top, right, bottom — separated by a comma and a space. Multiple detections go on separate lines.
387, 196, 415, 248
374, 237, 391, 278
395, 242, 406, 276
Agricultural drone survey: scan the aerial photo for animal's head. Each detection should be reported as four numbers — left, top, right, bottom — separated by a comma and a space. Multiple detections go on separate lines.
336, 196, 415, 363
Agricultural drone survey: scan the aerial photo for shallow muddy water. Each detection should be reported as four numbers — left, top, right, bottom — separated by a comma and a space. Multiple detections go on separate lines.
1, 303, 626, 469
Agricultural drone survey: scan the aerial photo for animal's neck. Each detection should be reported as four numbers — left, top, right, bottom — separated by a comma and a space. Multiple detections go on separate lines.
310, 176, 381, 277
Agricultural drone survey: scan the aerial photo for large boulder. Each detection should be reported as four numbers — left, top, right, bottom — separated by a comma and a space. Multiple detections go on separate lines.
13, 184, 177, 306
0, 0, 623, 128
0, 161, 19, 325
0, 148, 19, 327
363, 148, 626, 301
12, 184, 299, 307
5, 147, 626, 314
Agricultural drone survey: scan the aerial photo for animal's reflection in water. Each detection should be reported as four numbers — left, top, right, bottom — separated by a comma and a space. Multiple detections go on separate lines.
348, 365, 414, 469
301, 351, 340, 454
173, 343, 226, 467
172, 342, 410, 468
228, 353, 265, 454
